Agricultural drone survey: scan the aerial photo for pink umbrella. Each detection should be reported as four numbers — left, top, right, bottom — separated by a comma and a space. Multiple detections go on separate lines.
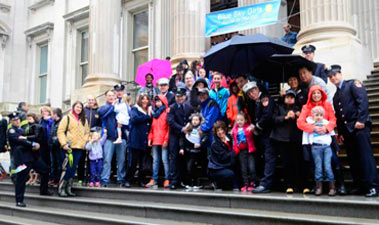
135, 58, 173, 87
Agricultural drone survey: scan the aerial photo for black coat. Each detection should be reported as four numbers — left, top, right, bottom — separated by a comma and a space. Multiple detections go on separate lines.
7, 126, 35, 167
167, 102, 194, 135
49, 119, 61, 150
270, 103, 301, 143
314, 62, 327, 83
85, 106, 101, 128
25, 123, 45, 159
128, 107, 152, 151
169, 73, 184, 93
0, 119, 7, 152
208, 136, 235, 170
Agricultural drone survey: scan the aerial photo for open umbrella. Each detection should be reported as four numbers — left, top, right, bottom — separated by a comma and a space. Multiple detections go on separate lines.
203, 33, 294, 78
252, 54, 317, 83
136, 59, 172, 87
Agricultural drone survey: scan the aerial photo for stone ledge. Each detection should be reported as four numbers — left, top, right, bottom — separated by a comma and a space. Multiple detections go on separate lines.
28, 0, 54, 12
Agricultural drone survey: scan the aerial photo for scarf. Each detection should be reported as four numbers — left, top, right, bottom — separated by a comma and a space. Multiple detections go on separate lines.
152, 105, 166, 119
71, 110, 80, 121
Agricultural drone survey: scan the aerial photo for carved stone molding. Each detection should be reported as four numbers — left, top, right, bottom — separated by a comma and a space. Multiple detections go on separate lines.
28, 0, 55, 12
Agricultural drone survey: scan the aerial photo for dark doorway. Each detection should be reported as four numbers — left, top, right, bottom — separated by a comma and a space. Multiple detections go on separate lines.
286, 0, 300, 32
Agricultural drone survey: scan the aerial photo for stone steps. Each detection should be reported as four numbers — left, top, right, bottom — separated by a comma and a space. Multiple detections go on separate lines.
0, 182, 379, 225
0, 214, 60, 225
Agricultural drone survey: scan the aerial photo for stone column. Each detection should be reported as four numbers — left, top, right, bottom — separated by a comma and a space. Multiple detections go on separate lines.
83, 0, 121, 87
171, 0, 210, 65
295, 0, 373, 81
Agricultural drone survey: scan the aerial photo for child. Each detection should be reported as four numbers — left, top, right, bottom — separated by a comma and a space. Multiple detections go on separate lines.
180, 113, 208, 189
303, 106, 335, 196
226, 80, 240, 127
114, 94, 131, 144
209, 72, 230, 121
85, 128, 107, 187
232, 112, 256, 192
146, 95, 170, 189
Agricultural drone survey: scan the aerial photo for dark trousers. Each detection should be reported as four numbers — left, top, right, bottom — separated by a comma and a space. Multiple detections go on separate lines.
50, 146, 62, 181
208, 168, 235, 190
168, 134, 180, 185
126, 148, 146, 183
239, 149, 257, 186
39, 143, 50, 175
90, 159, 102, 183
77, 151, 89, 182
343, 126, 379, 191
184, 151, 201, 186
255, 135, 276, 189
15, 159, 49, 203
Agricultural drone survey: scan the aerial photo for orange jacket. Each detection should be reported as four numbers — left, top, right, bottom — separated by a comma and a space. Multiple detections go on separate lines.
148, 95, 169, 145
226, 94, 239, 127
297, 85, 336, 133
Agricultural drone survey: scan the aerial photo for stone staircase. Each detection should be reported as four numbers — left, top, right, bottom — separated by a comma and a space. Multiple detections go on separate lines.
0, 181, 378, 225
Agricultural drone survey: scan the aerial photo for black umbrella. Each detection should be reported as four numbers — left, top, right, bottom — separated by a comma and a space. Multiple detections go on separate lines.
203, 33, 294, 78
252, 54, 317, 83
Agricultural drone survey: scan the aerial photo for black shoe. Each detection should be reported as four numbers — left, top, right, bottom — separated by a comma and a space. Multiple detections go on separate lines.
251, 185, 270, 193
119, 183, 126, 188
16, 202, 26, 207
101, 184, 108, 188
337, 185, 347, 196
124, 182, 131, 188
350, 188, 363, 195
170, 184, 177, 190
40, 191, 53, 196
365, 188, 378, 197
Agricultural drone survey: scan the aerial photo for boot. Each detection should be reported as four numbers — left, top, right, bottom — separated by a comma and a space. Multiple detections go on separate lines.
66, 179, 76, 197
58, 180, 68, 197
328, 181, 336, 196
315, 182, 322, 196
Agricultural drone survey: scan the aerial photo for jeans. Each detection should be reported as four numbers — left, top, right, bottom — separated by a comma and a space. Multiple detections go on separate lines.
90, 159, 102, 183
101, 139, 126, 185
60, 149, 82, 180
239, 150, 257, 186
152, 145, 169, 181
311, 144, 334, 182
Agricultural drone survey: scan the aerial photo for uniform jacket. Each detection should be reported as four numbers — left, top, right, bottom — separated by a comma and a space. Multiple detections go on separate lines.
250, 92, 275, 136
148, 95, 169, 146
200, 98, 220, 133
97, 102, 118, 141
128, 105, 152, 151
85, 106, 101, 128
208, 136, 235, 170
164, 92, 176, 106
297, 85, 336, 134
333, 79, 371, 134
232, 124, 256, 154
85, 134, 107, 161
314, 62, 327, 83
210, 87, 230, 117
57, 112, 90, 150
7, 125, 35, 166
167, 102, 194, 135
270, 103, 300, 142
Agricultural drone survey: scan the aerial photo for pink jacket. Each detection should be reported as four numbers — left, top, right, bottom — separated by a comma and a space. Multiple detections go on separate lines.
232, 124, 256, 154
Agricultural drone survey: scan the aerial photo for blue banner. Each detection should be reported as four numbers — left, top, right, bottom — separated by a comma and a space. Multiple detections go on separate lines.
205, 0, 281, 37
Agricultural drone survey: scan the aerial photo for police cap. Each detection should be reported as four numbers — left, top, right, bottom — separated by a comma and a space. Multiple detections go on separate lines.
301, 45, 316, 53
242, 82, 258, 93
326, 64, 342, 77
8, 112, 20, 121
113, 84, 125, 91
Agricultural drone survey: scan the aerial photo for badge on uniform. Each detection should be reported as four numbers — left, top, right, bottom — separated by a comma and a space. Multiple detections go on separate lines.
95, 114, 99, 118
354, 80, 362, 88
9, 128, 15, 134
261, 97, 269, 107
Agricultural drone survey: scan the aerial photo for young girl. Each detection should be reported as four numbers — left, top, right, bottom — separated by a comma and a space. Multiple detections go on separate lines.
232, 112, 256, 192
180, 113, 207, 189
114, 94, 131, 144
85, 128, 107, 187
146, 95, 170, 189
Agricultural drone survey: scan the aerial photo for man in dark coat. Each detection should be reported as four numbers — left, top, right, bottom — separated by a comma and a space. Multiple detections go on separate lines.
167, 86, 194, 189
328, 65, 379, 197
302, 45, 328, 83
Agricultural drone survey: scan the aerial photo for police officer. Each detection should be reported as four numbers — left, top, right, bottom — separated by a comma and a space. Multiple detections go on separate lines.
328, 65, 379, 197
167, 83, 194, 189
302, 45, 328, 83
242, 82, 276, 193
7, 112, 51, 207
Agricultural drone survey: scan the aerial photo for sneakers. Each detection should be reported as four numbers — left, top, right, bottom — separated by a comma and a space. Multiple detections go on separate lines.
163, 180, 170, 188
89, 182, 94, 187
303, 188, 310, 194
113, 137, 122, 144
145, 179, 157, 188
95, 182, 101, 187
241, 186, 248, 192
286, 188, 294, 194
185, 185, 193, 190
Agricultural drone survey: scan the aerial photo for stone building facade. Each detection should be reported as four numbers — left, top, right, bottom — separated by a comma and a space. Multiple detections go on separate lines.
0, 0, 378, 111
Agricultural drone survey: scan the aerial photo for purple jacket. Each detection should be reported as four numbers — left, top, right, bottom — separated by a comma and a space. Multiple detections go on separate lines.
85, 134, 107, 160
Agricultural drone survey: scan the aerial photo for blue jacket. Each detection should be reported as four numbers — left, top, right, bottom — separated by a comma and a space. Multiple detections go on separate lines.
209, 87, 230, 117
98, 102, 118, 141
128, 106, 152, 150
39, 117, 54, 144
200, 98, 220, 133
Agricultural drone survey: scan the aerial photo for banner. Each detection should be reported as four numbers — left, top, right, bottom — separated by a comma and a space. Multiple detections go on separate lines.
205, 0, 281, 37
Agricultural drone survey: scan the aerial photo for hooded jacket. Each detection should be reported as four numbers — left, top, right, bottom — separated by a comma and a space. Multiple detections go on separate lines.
210, 86, 230, 117
226, 81, 239, 126
148, 95, 170, 146
189, 78, 209, 112
297, 85, 336, 134
232, 124, 256, 154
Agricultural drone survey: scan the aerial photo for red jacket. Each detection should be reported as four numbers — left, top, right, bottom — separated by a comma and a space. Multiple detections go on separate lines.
226, 94, 239, 127
232, 124, 256, 155
297, 85, 336, 133
148, 95, 169, 145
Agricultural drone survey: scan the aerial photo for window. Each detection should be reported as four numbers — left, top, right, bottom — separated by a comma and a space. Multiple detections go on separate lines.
39, 45, 48, 103
80, 30, 88, 85
132, 10, 149, 78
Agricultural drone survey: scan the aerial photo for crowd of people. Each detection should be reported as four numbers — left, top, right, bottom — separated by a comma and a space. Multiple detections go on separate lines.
1, 45, 379, 208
